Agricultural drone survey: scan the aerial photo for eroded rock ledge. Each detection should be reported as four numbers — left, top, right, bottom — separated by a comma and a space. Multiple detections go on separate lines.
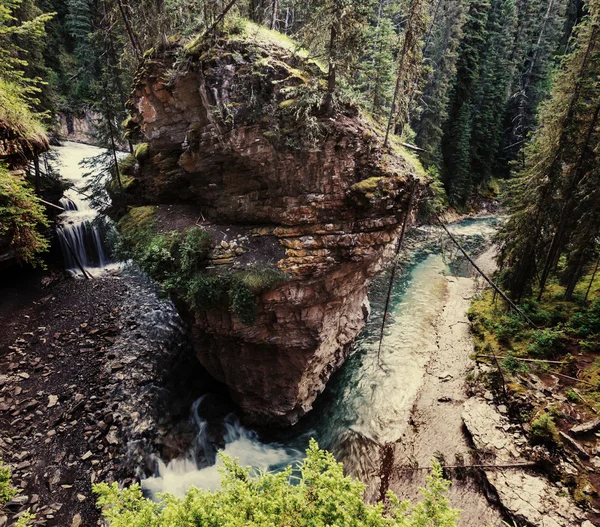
463, 397, 592, 527
118, 23, 428, 426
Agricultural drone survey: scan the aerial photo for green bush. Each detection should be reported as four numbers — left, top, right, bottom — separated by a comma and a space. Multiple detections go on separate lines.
527, 328, 567, 358
94, 441, 460, 527
0, 164, 49, 265
530, 413, 559, 446
0, 461, 16, 504
569, 299, 600, 338
116, 210, 284, 325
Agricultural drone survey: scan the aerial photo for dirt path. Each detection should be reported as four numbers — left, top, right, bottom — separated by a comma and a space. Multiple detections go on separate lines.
386, 248, 505, 526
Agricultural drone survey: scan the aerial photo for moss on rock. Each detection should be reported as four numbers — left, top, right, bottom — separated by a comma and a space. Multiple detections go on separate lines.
134, 142, 150, 162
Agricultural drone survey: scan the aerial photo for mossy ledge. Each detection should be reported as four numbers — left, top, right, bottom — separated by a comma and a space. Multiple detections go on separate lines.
115, 20, 429, 426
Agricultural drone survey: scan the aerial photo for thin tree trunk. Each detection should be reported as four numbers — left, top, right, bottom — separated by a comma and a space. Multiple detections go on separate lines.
436, 215, 537, 328
106, 114, 123, 189
378, 182, 418, 359
422, 0, 443, 57
325, 23, 337, 116
270, 0, 278, 30
203, 0, 239, 38
33, 154, 41, 196
537, 100, 600, 299
115, 0, 142, 61
384, 1, 419, 147
585, 253, 600, 302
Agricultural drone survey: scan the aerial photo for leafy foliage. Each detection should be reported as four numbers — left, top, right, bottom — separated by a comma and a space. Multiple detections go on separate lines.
116, 208, 284, 325
94, 441, 461, 527
0, 461, 16, 504
0, 164, 49, 265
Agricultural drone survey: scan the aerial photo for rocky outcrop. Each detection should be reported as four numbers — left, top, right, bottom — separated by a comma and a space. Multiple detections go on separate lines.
463, 397, 590, 527
122, 24, 427, 426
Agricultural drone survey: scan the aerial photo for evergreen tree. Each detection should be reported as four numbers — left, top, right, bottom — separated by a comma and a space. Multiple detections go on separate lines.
384, 0, 430, 145
412, 0, 465, 168
498, 0, 600, 300
299, 0, 377, 114
469, 0, 517, 184
440, 0, 490, 206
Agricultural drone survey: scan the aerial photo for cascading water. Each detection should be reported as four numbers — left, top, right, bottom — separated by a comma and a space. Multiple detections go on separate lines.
142, 395, 301, 497
141, 217, 499, 497
53, 141, 119, 277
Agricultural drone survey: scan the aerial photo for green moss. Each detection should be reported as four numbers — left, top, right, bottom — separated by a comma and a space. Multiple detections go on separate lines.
278, 98, 298, 109
118, 155, 137, 176
134, 142, 150, 162
530, 413, 559, 446
350, 177, 383, 196
117, 206, 157, 247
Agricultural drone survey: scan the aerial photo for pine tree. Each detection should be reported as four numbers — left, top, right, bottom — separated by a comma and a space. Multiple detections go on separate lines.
412, 0, 465, 168
498, 0, 600, 300
299, 0, 377, 114
469, 0, 517, 184
441, 0, 490, 206
383, 0, 430, 145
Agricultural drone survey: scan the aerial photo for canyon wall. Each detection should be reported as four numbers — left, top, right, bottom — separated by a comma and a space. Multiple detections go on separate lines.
121, 24, 429, 426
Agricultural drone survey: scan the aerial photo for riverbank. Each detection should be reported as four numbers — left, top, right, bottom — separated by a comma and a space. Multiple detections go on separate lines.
0, 271, 209, 527
383, 246, 505, 526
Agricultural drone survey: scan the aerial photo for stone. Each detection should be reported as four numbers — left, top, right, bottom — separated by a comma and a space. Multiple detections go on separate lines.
47, 395, 58, 408
126, 35, 425, 426
463, 397, 585, 527
71, 513, 82, 527
570, 418, 600, 436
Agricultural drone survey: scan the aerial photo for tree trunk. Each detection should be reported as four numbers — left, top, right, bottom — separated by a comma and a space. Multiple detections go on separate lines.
585, 253, 600, 303
115, 0, 142, 61
270, 0, 278, 30
325, 23, 337, 116
33, 154, 41, 196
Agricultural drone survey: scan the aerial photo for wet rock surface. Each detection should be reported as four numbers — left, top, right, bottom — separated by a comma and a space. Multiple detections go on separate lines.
0, 271, 206, 526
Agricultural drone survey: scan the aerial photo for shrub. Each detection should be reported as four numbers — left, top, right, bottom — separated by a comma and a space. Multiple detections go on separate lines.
502, 353, 528, 374
527, 328, 567, 358
569, 299, 600, 338
94, 441, 460, 527
0, 461, 16, 504
0, 164, 49, 265
530, 413, 559, 446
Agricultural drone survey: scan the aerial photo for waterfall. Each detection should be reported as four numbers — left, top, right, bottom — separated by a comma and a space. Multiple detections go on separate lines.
53, 142, 120, 277
141, 395, 302, 497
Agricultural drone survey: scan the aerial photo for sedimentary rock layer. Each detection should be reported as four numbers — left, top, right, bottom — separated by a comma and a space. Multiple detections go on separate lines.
123, 27, 427, 425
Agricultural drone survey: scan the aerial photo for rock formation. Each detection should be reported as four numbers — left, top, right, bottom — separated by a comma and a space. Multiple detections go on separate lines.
120, 23, 428, 426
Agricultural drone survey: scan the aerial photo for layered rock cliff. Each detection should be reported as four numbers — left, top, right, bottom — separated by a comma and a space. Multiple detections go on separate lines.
118, 22, 428, 426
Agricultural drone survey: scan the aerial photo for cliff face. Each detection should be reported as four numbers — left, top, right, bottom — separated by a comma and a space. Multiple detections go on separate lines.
123, 23, 428, 426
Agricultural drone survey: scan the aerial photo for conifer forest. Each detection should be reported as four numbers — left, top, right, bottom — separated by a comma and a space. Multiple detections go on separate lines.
0, 0, 599, 526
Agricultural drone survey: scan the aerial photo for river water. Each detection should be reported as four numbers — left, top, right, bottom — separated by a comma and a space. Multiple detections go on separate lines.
52, 142, 499, 507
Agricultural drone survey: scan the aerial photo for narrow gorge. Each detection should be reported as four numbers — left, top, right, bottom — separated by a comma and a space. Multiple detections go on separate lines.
2, 2, 600, 527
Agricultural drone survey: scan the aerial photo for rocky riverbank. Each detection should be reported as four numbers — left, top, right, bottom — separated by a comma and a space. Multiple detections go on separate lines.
380, 241, 594, 526
0, 271, 209, 527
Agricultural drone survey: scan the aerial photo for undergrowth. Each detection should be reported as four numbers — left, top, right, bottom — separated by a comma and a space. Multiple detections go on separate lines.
0, 164, 49, 265
115, 207, 284, 324
469, 266, 600, 441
